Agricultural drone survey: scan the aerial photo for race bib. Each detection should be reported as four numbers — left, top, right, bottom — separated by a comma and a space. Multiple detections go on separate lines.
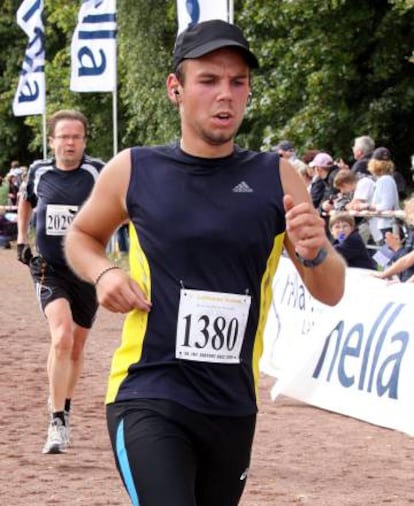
176, 289, 251, 364
46, 204, 79, 236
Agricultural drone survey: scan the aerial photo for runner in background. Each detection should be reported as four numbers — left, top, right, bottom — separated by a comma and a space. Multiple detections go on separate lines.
17, 109, 104, 454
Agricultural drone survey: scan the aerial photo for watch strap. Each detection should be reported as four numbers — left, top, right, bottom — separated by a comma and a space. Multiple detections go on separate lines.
295, 247, 328, 268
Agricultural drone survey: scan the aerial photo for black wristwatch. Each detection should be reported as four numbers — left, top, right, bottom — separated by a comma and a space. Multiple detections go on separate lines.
295, 247, 328, 268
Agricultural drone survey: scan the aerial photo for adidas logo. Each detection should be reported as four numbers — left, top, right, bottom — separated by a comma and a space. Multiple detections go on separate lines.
232, 181, 253, 193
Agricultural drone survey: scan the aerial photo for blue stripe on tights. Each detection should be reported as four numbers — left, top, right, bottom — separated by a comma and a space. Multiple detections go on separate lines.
116, 418, 139, 506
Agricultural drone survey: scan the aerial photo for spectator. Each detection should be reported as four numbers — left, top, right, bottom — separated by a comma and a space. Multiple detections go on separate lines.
9, 160, 23, 186
330, 169, 356, 211
302, 149, 320, 166
297, 149, 318, 191
391, 165, 408, 201
374, 196, 414, 281
384, 224, 414, 276
116, 222, 129, 255
0, 208, 13, 248
309, 152, 339, 211
374, 245, 414, 282
17, 166, 29, 203
399, 195, 414, 251
333, 169, 375, 244
297, 162, 313, 191
329, 212, 377, 270
6, 173, 20, 206
351, 136, 375, 175
367, 147, 400, 244
273, 140, 305, 172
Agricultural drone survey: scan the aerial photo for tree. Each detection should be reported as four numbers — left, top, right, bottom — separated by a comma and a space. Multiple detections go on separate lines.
238, 0, 414, 176
1, 0, 413, 182
0, 0, 36, 173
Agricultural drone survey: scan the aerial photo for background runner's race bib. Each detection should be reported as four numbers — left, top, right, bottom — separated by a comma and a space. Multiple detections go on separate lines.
46, 204, 79, 236
176, 289, 251, 364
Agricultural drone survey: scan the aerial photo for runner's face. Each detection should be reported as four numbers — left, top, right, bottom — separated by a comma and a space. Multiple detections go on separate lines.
178, 48, 251, 157
49, 119, 86, 170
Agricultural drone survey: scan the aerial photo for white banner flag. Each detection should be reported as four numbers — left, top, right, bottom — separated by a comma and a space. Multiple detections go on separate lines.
13, 0, 46, 117
176, 0, 229, 34
70, 0, 117, 92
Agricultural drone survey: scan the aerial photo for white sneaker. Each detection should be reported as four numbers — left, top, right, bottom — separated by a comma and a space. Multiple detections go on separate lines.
47, 396, 71, 447
42, 418, 68, 454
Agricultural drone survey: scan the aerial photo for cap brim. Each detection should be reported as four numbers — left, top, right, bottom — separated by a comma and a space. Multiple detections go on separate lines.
182, 39, 259, 68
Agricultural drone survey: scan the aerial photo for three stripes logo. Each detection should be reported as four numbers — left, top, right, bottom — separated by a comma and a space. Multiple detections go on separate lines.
232, 181, 254, 193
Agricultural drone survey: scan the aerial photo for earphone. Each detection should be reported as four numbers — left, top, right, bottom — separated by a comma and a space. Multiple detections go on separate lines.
247, 92, 253, 105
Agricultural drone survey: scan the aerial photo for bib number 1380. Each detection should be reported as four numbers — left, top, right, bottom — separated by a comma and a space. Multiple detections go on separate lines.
175, 289, 251, 364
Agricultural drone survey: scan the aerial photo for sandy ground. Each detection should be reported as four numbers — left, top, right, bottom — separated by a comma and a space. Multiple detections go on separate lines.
1, 246, 414, 505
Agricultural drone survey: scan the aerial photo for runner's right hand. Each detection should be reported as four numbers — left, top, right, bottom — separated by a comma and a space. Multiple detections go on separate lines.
17, 243, 33, 265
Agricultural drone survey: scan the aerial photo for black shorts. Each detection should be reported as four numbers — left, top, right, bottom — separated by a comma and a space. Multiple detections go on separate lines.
106, 399, 256, 506
29, 255, 98, 329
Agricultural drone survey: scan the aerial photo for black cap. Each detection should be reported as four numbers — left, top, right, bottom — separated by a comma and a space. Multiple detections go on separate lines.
173, 19, 259, 70
274, 140, 294, 152
372, 146, 391, 161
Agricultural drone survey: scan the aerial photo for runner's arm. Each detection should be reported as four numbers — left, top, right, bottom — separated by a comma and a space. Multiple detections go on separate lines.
17, 197, 33, 244
279, 158, 346, 306
64, 148, 151, 313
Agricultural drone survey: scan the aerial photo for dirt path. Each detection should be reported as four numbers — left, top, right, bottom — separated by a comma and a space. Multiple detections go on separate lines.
1, 246, 413, 505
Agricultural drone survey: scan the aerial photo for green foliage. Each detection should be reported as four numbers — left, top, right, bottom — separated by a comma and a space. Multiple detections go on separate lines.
0, 182, 8, 205
1, 0, 413, 180
117, 0, 180, 148
238, 0, 414, 174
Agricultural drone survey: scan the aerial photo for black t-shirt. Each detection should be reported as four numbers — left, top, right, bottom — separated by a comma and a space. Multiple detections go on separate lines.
24, 155, 104, 266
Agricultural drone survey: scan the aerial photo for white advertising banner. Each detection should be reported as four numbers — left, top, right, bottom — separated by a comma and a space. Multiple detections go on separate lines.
13, 0, 45, 116
261, 256, 414, 437
70, 0, 117, 92
176, 0, 229, 34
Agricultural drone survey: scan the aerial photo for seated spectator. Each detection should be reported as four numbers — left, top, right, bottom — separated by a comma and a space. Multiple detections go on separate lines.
329, 212, 377, 270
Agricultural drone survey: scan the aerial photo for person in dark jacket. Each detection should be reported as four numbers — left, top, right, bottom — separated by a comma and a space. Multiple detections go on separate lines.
350, 135, 375, 175
329, 212, 377, 270
309, 152, 339, 210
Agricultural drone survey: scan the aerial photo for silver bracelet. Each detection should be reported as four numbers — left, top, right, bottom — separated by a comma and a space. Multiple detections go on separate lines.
95, 265, 121, 287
